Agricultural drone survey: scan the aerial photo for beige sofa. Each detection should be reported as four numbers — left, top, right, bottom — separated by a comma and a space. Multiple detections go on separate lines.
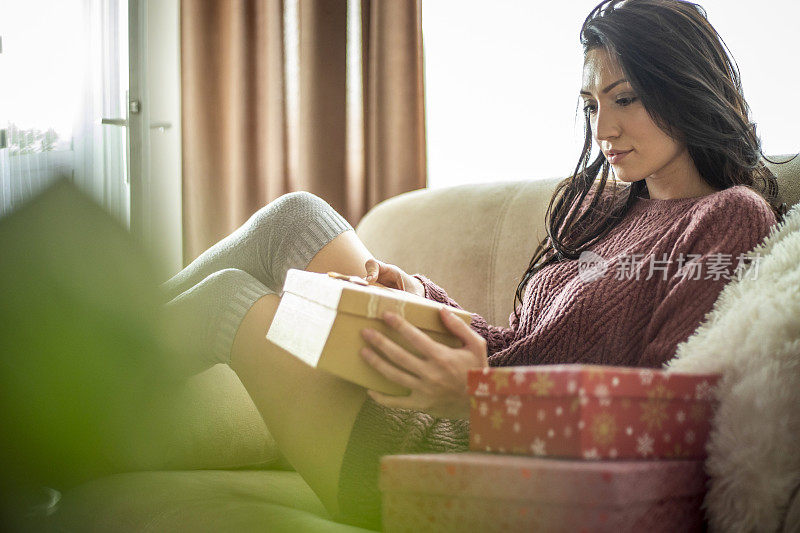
49, 155, 800, 532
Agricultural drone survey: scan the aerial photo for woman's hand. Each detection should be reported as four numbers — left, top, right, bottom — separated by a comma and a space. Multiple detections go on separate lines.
364, 258, 424, 298
359, 307, 488, 419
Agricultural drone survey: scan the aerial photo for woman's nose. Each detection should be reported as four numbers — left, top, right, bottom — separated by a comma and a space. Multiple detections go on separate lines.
594, 105, 621, 142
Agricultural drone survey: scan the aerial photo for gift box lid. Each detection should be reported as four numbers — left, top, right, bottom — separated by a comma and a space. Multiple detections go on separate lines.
281, 269, 472, 333
379, 452, 708, 504
467, 364, 720, 400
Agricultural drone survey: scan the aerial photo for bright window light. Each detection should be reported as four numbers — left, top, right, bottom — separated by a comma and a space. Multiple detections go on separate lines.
421, 0, 799, 189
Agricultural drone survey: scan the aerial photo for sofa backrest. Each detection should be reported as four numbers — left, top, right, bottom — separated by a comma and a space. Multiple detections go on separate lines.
356, 154, 800, 326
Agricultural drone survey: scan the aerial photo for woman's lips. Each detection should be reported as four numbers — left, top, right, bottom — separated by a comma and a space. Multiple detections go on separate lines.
607, 150, 632, 164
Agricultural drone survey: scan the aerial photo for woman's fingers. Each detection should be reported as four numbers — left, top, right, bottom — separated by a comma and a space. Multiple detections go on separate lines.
382, 311, 442, 361
361, 325, 428, 377
440, 307, 486, 353
360, 345, 422, 389
364, 258, 380, 281
395, 271, 406, 291
364, 258, 400, 289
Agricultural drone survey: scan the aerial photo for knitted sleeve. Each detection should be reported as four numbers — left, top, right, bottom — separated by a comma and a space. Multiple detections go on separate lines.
639, 189, 778, 368
412, 274, 517, 356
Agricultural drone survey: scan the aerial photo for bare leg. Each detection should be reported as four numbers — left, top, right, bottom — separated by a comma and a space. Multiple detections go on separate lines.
230, 230, 374, 516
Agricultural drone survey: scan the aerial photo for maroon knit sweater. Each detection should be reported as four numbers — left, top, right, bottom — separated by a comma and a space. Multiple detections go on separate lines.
413, 184, 777, 369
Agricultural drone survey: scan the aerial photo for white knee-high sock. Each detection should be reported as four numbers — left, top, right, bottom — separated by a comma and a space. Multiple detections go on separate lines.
163, 268, 273, 375
161, 192, 353, 302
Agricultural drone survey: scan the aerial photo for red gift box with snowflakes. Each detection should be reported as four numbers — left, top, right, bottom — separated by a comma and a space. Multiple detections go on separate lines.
467, 364, 720, 460
380, 452, 708, 533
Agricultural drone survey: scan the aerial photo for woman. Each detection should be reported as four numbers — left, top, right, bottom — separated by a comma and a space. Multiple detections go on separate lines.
162, 0, 788, 529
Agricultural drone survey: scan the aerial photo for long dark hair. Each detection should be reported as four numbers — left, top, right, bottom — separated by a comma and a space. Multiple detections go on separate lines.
512, 0, 794, 323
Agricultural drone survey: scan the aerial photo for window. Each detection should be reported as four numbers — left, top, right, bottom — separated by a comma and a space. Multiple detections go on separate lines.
0, 0, 129, 225
421, 0, 799, 189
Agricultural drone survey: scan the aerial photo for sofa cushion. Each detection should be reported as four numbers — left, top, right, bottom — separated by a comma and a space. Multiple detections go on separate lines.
51, 470, 375, 532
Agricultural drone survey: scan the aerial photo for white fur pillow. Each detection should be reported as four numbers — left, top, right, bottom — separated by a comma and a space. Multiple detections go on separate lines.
665, 204, 800, 532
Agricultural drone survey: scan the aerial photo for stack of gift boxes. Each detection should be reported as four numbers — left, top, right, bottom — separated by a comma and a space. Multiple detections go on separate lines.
379, 364, 720, 532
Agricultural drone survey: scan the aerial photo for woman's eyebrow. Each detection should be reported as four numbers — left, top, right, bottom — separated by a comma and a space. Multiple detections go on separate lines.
579, 78, 629, 96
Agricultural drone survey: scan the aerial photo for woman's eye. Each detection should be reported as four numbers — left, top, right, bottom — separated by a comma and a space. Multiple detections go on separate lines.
583, 97, 637, 115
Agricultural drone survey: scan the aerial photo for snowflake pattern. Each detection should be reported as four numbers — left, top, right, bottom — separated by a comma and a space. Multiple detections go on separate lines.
594, 383, 612, 407
665, 443, 692, 459
586, 367, 606, 381
570, 397, 581, 413
472, 368, 716, 461
490, 409, 504, 429
639, 384, 674, 431
530, 438, 546, 456
695, 380, 714, 401
594, 384, 610, 398
491, 371, 510, 391
636, 433, 655, 457
529, 374, 556, 396
567, 379, 578, 394
505, 395, 522, 416
590, 412, 618, 447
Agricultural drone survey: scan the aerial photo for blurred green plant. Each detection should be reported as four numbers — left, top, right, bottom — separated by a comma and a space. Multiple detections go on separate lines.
6, 123, 61, 155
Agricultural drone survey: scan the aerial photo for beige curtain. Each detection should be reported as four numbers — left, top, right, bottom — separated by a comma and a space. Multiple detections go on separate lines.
181, 0, 427, 263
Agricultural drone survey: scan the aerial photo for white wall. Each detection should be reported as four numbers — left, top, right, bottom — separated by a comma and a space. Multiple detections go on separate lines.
422, 0, 800, 189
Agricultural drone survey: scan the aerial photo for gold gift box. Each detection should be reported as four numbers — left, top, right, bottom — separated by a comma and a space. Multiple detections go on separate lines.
266, 269, 474, 395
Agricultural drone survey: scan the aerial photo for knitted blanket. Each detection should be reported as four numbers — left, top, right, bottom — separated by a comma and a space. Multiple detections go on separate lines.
665, 203, 800, 532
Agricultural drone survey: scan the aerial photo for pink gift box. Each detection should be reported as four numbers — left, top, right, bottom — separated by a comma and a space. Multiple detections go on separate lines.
467, 364, 721, 459
379, 452, 708, 533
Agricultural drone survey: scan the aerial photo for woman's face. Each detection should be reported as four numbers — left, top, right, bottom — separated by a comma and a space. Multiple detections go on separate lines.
580, 47, 707, 198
